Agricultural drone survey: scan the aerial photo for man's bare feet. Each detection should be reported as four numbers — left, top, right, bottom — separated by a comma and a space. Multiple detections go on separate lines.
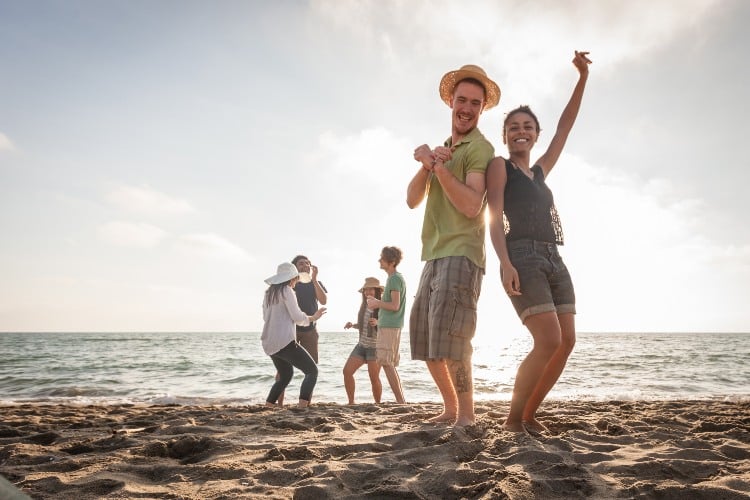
502, 420, 528, 433
523, 418, 549, 434
427, 412, 456, 424
454, 416, 475, 427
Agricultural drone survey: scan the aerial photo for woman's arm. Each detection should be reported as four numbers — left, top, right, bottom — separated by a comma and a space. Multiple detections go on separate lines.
536, 50, 591, 178
486, 157, 521, 295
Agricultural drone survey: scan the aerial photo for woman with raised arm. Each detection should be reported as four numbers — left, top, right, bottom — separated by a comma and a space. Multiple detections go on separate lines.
487, 50, 592, 433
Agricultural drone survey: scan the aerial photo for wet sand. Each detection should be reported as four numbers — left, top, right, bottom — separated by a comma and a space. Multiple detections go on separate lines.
1, 400, 749, 499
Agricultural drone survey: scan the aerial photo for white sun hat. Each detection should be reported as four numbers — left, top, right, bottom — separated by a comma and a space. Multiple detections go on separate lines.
264, 262, 300, 285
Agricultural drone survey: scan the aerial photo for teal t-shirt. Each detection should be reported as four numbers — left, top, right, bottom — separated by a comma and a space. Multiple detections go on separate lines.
378, 272, 406, 328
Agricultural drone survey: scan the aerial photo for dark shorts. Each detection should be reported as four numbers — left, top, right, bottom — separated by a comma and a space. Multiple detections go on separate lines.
410, 256, 483, 361
507, 239, 576, 322
296, 327, 319, 363
349, 343, 377, 362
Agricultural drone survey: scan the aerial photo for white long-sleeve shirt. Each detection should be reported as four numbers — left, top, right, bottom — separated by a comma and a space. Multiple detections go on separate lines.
261, 286, 311, 356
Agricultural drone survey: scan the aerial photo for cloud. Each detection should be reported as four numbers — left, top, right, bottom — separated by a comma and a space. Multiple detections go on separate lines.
312, 126, 414, 186
309, 0, 721, 101
550, 153, 747, 331
0, 132, 14, 152
173, 233, 252, 261
98, 221, 167, 248
105, 184, 194, 215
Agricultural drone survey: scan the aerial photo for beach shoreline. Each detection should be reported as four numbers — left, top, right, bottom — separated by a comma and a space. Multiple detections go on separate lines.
1, 400, 749, 499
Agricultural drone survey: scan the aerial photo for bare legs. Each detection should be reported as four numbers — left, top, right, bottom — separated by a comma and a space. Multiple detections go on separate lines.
343, 357, 382, 404
425, 357, 474, 426
504, 312, 576, 433
367, 361, 383, 403
382, 365, 406, 404
343, 357, 362, 404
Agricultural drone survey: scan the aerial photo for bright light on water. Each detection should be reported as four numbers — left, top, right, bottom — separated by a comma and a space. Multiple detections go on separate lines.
1, 332, 748, 406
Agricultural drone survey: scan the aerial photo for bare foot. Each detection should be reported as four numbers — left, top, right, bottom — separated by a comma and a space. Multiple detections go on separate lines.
502, 420, 528, 433
427, 412, 457, 424
265, 402, 280, 408
523, 418, 549, 434
297, 400, 310, 409
454, 416, 475, 428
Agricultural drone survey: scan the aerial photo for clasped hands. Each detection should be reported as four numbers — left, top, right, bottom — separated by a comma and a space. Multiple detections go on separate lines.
414, 144, 453, 173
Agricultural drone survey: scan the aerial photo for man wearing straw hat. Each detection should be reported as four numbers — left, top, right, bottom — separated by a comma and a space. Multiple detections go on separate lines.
407, 64, 500, 427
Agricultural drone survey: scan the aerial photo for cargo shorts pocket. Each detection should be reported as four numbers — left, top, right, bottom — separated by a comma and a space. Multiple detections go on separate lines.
448, 286, 477, 339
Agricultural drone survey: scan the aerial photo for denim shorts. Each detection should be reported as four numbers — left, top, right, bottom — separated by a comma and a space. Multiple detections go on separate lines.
506, 239, 576, 323
349, 342, 377, 361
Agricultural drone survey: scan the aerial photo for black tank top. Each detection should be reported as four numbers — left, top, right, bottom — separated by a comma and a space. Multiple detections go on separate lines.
503, 159, 564, 245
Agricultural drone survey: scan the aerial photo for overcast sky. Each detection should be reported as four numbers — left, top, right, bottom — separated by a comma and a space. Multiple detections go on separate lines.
1, 0, 748, 338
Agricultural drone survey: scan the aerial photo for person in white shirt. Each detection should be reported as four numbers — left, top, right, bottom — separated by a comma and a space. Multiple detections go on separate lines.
261, 262, 327, 408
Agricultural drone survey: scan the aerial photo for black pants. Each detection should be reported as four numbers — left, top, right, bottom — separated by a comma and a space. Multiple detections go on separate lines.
267, 341, 318, 403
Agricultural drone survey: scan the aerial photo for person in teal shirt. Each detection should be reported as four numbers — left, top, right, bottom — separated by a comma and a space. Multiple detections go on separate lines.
366, 246, 406, 404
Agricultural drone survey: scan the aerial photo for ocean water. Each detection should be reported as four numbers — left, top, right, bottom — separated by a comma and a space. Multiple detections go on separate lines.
0, 331, 748, 406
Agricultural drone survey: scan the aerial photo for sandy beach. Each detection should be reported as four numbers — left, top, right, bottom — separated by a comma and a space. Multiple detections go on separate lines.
1, 400, 748, 499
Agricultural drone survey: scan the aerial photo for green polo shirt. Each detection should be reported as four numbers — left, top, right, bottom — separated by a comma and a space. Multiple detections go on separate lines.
420, 127, 494, 269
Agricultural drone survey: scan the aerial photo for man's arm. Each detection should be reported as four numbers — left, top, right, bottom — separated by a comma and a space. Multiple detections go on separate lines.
433, 163, 486, 218
407, 168, 432, 209
313, 280, 327, 305
407, 144, 435, 208
368, 290, 400, 312
310, 264, 327, 305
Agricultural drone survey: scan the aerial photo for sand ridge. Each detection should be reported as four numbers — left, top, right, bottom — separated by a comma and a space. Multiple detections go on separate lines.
1, 400, 749, 499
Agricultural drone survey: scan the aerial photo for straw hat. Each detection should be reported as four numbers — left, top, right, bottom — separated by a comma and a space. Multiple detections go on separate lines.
358, 276, 384, 293
264, 262, 299, 285
439, 64, 500, 110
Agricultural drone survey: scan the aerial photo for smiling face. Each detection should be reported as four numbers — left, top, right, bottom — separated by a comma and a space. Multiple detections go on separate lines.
503, 110, 540, 153
451, 80, 486, 139
362, 287, 377, 298
293, 258, 311, 274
